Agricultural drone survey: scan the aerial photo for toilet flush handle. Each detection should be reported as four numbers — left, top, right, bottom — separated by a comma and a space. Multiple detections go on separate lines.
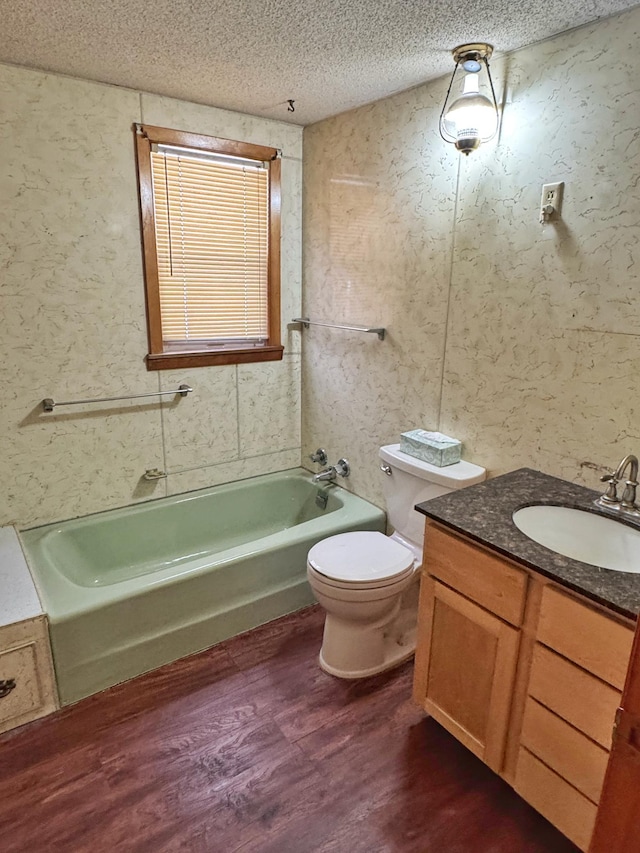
380, 464, 392, 476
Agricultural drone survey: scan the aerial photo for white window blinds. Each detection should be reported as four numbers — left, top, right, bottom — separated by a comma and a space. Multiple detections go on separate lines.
150, 146, 269, 350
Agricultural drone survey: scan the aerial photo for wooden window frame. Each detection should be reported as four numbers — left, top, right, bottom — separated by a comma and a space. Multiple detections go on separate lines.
134, 123, 283, 370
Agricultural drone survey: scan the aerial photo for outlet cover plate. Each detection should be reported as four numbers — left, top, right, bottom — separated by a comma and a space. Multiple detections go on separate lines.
540, 181, 564, 220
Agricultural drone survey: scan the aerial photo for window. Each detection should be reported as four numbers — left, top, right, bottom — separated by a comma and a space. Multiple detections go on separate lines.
134, 124, 283, 369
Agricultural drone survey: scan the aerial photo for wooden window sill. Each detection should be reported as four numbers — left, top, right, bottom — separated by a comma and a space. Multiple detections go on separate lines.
146, 346, 285, 370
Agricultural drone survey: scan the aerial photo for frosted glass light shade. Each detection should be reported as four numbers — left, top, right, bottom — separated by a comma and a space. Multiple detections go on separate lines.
442, 74, 498, 152
439, 45, 499, 155
443, 92, 498, 142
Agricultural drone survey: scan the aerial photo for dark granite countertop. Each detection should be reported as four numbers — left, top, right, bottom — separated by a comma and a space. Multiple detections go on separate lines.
416, 467, 640, 620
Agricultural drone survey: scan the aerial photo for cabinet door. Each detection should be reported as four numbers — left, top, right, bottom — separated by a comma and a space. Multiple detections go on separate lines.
0, 643, 43, 728
415, 577, 520, 772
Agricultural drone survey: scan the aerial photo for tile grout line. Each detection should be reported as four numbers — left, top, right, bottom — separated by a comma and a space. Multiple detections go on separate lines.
139, 90, 170, 497
166, 447, 302, 476
236, 364, 241, 459
436, 155, 461, 431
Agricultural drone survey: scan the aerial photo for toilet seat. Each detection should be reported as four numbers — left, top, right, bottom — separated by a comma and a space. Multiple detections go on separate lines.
307, 531, 415, 590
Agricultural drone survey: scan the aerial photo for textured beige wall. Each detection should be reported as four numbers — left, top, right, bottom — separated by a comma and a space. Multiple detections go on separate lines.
0, 64, 302, 528
302, 8, 640, 508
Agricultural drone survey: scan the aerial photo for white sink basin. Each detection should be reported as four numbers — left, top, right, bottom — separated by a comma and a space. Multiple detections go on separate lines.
512, 505, 640, 573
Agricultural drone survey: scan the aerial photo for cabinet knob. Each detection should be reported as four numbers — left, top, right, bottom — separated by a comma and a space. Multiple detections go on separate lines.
0, 679, 16, 698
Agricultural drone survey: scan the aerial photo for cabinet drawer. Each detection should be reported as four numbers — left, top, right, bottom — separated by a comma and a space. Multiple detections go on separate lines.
537, 585, 633, 690
520, 697, 609, 804
515, 748, 596, 852
425, 525, 527, 626
0, 643, 43, 726
529, 644, 620, 749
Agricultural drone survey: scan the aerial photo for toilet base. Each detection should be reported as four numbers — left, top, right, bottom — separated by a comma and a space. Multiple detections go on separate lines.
318, 623, 417, 679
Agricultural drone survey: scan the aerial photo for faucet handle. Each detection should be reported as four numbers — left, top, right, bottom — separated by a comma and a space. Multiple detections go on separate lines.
335, 458, 350, 478
309, 448, 328, 466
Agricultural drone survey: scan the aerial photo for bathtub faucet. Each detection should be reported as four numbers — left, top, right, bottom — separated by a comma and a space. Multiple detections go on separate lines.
312, 458, 350, 483
313, 467, 337, 483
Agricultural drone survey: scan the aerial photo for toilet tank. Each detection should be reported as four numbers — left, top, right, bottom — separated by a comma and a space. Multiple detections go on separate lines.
379, 444, 486, 548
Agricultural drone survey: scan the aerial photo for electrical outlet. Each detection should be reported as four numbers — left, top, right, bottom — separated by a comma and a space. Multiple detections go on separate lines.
540, 181, 564, 223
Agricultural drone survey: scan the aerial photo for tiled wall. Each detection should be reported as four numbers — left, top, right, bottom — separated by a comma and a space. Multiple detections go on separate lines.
302, 7, 640, 508
4, 6, 639, 528
0, 65, 302, 528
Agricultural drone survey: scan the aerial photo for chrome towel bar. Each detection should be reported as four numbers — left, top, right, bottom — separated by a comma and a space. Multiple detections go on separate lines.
42, 384, 193, 412
292, 317, 385, 341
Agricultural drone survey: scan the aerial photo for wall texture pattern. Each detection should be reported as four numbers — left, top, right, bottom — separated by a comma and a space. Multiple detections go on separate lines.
302, 7, 640, 508
0, 65, 302, 528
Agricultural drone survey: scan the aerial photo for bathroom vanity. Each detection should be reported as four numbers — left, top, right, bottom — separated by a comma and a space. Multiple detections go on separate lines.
413, 468, 640, 852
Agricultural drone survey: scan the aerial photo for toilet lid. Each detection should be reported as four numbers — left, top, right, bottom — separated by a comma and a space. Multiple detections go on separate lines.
308, 531, 414, 584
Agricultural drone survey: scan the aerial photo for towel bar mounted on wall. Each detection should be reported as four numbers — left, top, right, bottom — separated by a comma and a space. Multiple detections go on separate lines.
42, 384, 193, 412
292, 317, 386, 341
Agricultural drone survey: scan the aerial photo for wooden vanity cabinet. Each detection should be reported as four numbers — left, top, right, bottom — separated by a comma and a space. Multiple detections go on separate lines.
413, 526, 526, 771
413, 521, 635, 852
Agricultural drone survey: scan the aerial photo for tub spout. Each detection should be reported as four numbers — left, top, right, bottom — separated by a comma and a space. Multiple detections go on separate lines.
312, 459, 350, 483
312, 467, 337, 483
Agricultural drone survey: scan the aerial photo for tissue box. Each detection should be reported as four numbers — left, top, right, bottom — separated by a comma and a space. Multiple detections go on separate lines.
400, 429, 462, 467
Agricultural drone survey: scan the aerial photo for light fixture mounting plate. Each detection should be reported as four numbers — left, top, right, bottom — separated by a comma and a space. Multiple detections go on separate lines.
451, 43, 494, 63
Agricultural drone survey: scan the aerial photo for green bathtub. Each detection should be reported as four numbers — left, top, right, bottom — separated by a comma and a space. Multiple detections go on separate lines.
22, 469, 385, 705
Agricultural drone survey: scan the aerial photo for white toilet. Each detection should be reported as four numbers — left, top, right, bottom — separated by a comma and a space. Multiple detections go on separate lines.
307, 443, 486, 678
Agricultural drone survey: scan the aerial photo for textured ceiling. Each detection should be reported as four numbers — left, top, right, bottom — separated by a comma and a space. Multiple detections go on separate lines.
1, 0, 638, 126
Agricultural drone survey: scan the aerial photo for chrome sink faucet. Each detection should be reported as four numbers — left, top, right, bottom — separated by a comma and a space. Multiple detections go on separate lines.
597, 453, 640, 515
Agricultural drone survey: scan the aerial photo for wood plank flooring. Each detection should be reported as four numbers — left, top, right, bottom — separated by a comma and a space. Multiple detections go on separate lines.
0, 606, 578, 852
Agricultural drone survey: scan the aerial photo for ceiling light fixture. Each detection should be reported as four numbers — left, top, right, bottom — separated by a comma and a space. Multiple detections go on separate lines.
439, 43, 499, 155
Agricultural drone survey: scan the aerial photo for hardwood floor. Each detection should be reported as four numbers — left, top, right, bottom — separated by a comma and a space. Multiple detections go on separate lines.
0, 606, 578, 852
